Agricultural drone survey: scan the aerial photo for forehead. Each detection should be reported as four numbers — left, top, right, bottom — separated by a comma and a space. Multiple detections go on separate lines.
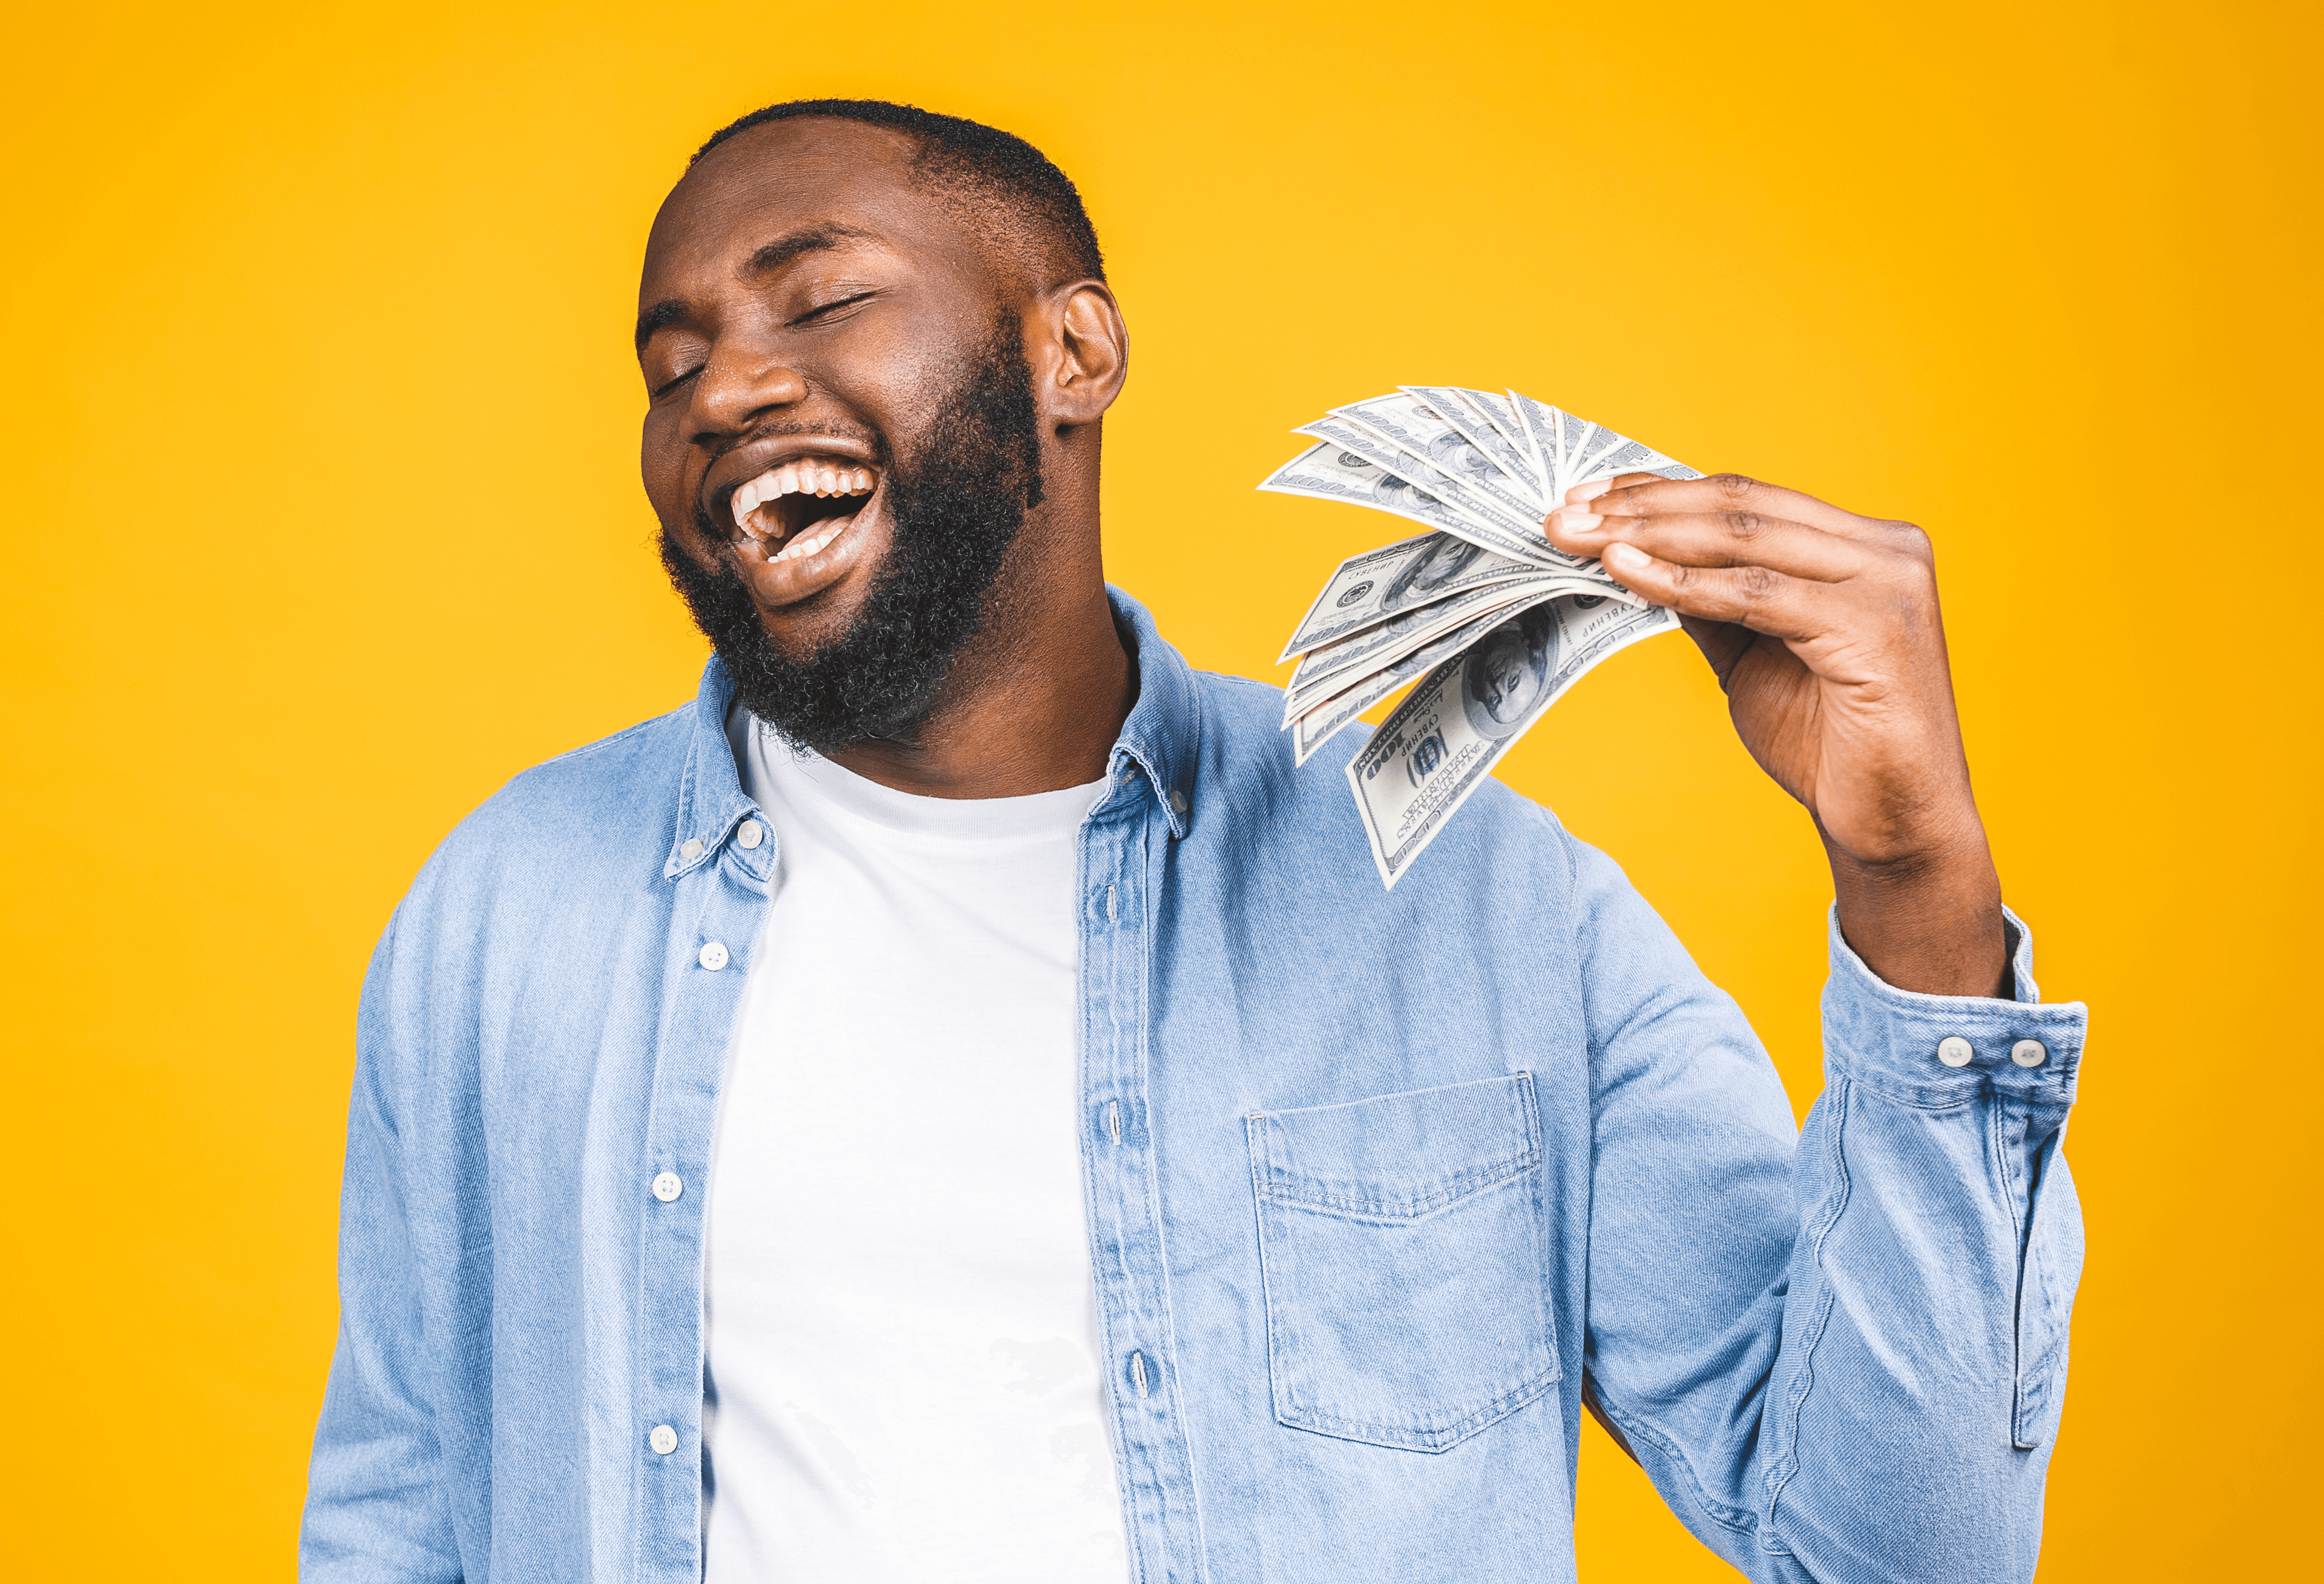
640, 117, 974, 296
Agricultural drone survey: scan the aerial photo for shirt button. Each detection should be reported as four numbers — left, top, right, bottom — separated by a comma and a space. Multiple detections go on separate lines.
698, 941, 729, 971
737, 818, 764, 850
648, 1424, 678, 1456
1936, 1036, 1975, 1068
679, 838, 704, 862
2011, 1039, 2048, 1068
1168, 789, 1189, 814
651, 1172, 683, 1202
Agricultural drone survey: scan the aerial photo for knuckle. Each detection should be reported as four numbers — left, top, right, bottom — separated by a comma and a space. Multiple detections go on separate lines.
1735, 564, 1783, 601
1709, 472, 1758, 501
1722, 510, 1767, 542
1884, 516, 1931, 549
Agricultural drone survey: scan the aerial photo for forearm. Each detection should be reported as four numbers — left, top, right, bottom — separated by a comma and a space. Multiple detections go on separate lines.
1745, 910, 2085, 1582
1825, 817, 2009, 998
1576, 829, 2088, 1582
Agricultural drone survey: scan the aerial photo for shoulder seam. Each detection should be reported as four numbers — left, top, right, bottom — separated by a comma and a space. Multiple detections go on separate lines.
1195, 669, 1282, 693
530, 705, 690, 772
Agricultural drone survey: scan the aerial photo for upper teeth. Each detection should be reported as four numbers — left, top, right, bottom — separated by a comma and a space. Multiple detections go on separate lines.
731, 461, 876, 531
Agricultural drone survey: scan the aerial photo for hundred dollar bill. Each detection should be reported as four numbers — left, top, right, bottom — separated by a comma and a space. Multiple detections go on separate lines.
1259, 439, 1548, 563
1284, 567, 1619, 707
1325, 393, 1555, 542
1293, 416, 1563, 565
1557, 409, 1596, 477
1450, 388, 1534, 470
1288, 583, 1571, 764
1399, 386, 1546, 508
1499, 390, 1701, 498
1427, 387, 1532, 472
1505, 390, 1564, 484
1278, 531, 1543, 663
1574, 430, 1702, 484
1345, 594, 1680, 887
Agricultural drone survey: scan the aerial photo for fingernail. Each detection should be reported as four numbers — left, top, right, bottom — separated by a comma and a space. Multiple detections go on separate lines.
1604, 542, 1652, 573
1565, 478, 1613, 505
1555, 508, 1603, 533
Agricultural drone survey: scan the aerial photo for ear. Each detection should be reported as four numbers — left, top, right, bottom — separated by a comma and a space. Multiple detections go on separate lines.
1034, 281, 1128, 430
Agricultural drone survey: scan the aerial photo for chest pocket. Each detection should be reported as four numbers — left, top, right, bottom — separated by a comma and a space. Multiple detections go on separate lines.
1245, 1071, 1560, 1453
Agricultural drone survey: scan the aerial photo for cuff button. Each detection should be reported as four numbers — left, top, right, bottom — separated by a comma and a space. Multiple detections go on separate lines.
1936, 1036, 1975, 1068
2011, 1039, 2048, 1068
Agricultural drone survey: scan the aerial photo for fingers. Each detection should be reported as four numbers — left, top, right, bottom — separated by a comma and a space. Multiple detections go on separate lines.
1673, 613, 1757, 686
1566, 472, 1889, 541
1548, 501, 1868, 583
1541, 468, 1936, 645
1594, 541, 1825, 642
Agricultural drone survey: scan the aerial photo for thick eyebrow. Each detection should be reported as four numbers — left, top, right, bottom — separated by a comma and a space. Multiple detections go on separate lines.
742, 222, 879, 278
634, 223, 885, 353
634, 298, 690, 354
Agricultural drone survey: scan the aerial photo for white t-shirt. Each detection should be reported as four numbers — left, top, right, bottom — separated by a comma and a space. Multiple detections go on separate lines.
701, 707, 1129, 1583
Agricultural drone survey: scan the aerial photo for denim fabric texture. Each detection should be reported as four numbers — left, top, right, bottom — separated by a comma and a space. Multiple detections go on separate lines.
301, 588, 2089, 1584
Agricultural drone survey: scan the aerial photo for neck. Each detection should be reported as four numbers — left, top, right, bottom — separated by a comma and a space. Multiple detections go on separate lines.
827, 442, 1132, 800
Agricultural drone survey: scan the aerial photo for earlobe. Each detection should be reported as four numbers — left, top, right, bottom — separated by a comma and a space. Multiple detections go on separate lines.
1045, 282, 1129, 427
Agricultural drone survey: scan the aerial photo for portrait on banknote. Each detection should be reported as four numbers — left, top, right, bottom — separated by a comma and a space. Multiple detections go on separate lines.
1381, 535, 1485, 613
1460, 606, 1556, 741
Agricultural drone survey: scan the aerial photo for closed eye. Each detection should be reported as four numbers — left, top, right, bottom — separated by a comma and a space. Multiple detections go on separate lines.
792, 291, 877, 327
650, 367, 701, 403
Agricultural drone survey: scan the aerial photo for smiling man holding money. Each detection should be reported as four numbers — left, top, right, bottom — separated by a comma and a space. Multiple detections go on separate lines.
303, 98, 2087, 1584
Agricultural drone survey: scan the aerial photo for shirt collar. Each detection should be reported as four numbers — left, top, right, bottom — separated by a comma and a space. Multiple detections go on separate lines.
1103, 583, 1201, 839
670, 581, 1203, 879
666, 658, 755, 881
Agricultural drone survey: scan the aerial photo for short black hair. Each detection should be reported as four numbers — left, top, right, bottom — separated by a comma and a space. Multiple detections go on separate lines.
692, 99, 1105, 286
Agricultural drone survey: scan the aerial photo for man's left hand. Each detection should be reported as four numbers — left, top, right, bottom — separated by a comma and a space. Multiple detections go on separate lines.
1544, 472, 2009, 997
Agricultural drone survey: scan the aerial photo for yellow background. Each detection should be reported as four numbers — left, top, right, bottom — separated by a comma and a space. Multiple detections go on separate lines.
4, 1, 2314, 1576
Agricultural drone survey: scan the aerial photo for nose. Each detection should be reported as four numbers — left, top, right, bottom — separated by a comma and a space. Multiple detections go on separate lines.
687, 337, 809, 445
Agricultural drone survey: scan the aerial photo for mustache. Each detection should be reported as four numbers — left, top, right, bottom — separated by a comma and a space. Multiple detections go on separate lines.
664, 310, 1043, 756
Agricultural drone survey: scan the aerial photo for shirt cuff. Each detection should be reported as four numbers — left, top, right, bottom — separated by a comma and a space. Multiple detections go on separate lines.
1821, 904, 2087, 1105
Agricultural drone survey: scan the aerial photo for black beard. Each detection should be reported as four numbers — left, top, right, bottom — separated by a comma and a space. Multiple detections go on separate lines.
659, 320, 1044, 755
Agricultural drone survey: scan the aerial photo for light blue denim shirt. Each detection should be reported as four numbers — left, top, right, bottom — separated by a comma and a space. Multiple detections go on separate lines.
302, 589, 2087, 1583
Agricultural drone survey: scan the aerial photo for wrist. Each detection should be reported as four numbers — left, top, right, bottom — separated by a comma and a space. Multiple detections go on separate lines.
1825, 828, 2009, 998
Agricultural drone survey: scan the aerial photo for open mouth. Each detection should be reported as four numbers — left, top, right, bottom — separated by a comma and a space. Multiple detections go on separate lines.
727, 458, 881, 564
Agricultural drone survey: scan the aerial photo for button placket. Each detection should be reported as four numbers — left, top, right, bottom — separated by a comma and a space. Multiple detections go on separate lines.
1076, 800, 1204, 1579
638, 776, 776, 1577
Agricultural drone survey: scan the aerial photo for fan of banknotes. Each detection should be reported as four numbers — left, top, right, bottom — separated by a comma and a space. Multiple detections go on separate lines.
1258, 387, 1702, 887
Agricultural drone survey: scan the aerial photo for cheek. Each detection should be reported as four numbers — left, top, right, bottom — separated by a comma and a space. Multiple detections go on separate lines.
850, 315, 980, 432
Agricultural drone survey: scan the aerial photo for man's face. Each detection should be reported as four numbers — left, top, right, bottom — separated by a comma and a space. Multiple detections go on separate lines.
637, 119, 1043, 750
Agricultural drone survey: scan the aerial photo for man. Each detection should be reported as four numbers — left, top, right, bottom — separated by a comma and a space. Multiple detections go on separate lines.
301, 99, 2087, 1583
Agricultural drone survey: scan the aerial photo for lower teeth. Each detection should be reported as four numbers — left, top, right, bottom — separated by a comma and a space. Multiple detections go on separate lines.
775, 516, 852, 562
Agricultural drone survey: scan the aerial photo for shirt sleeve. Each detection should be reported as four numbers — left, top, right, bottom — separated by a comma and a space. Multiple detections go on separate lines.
300, 917, 465, 1582
1565, 832, 2087, 1584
